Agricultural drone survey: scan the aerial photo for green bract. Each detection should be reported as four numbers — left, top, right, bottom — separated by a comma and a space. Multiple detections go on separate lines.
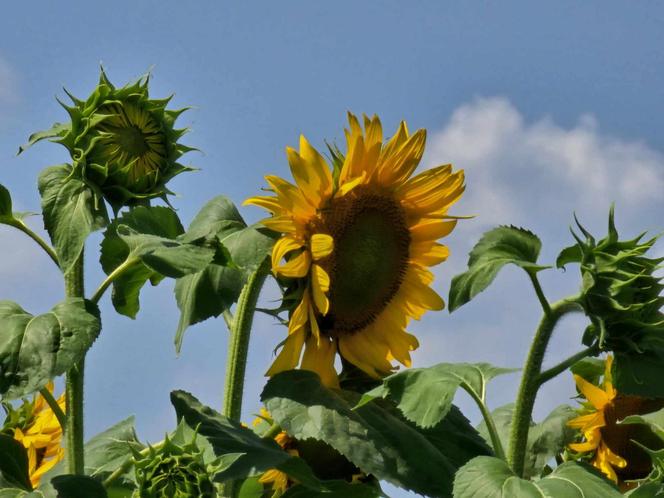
133, 436, 215, 498
557, 208, 664, 353
21, 69, 194, 211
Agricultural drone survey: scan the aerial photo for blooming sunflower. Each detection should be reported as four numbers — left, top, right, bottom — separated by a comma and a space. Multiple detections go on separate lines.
567, 355, 664, 484
7, 383, 66, 487
245, 113, 464, 386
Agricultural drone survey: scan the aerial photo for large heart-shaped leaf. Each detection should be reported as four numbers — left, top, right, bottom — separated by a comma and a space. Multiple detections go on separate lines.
38, 165, 108, 274
449, 226, 548, 312
0, 434, 32, 491
0, 298, 101, 399
262, 370, 491, 498
453, 457, 621, 497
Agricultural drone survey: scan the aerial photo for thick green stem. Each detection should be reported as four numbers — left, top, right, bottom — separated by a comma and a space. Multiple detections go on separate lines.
65, 250, 85, 475
464, 386, 506, 461
222, 258, 270, 421
537, 345, 598, 386
5, 219, 59, 267
507, 296, 581, 476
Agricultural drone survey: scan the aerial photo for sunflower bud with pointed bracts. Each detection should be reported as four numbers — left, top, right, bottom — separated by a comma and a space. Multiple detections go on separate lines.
557, 206, 664, 353
22, 68, 194, 211
133, 435, 216, 498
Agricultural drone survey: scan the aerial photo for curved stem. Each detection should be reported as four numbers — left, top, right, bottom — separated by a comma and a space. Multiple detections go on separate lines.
4, 219, 59, 267
537, 345, 598, 386
527, 271, 551, 316
507, 296, 582, 476
464, 386, 506, 461
39, 387, 66, 432
65, 250, 86, 475
222, 258, 270, 421
90, 257, 140, 305
261, 422, 283, 441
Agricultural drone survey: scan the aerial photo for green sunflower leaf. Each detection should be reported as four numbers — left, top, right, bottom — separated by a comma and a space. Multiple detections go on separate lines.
50, 475, 107, 498
358, 362, 517, 429
613, 352, 664, 398
262, 370, 491, 498
0, 298, 101, 399
38, 164, 109, 274
476, 404, 576, 479
0, 490, 44, 497
99, 206, 214, 318
453, 457, 621, 497
0, 434, 32, 491
0, 184, 12, 219
625, 482, 664, 496
449, 226, 548, 312
170, 390, 324, 491
17, 122, 70, 155
173, 196, 275, 352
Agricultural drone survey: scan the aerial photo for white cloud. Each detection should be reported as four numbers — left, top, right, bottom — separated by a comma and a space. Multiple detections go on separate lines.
424, 97, 664, 234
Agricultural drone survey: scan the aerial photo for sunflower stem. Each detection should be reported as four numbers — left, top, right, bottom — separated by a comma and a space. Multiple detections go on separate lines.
65, 250, 86, 475
223, 257, 270, 420
507, 295, 582, 477
537, 345, 599, 386
261, 422, 282, 441
4, 218, 59, 267
464, 385, 506, 461
90, 256, 140, 305
39, 387, 66, 432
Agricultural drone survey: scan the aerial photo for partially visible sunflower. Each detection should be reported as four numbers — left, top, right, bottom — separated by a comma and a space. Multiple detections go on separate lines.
252, 408, 298, 496
245, 113, 464, 386
3, 383, 66, 488
567, 355, 664, 484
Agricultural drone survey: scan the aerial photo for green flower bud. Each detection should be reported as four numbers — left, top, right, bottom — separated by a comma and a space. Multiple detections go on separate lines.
558, 206, 664, 352
25, 68, 194, 211
134, 436, 216, 498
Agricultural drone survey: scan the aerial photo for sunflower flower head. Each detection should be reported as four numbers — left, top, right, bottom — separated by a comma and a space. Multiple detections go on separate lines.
133, 434, 215, 498
246, 113, 465, 386
567, 355, 664, 484
2, 382, 65, 488
23, 68, 194, 211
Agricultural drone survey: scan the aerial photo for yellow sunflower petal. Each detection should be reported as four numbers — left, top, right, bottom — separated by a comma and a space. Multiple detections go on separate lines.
398, 166, 465, 215
410, 242, 450, 266
260, 215, 298, 234
375, 129, 426, 187
363, 114, 383, 149
310, 233, 334, 260
301, 335, 339, 388
271, 236, 304, 270
243, 195, 286, 215
311, 265, 330, 315
338, 332, 393, 378
573, 374, 612, 410
265, 175, 316, 219
286, 135, 333, 207
409, 219, 458, 242
266, 327, 306, 376
275, 249, 311, 278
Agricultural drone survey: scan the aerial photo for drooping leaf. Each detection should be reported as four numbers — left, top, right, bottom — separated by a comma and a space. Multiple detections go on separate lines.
477, 404, 576, 479
453, 457, 621, 497
0, 184, 13, 219
38, 164, 108, 274
173, 196, 275, 352
0, 298, 101, 399
50, 475, 107, 498
359, 362, 517, 429
17, 123, 70, 155
449, 226, 548, 312
262, 370, 490, 498
170, 390, 323, 490
99, 206, 213, 318
0, 434, 32, 490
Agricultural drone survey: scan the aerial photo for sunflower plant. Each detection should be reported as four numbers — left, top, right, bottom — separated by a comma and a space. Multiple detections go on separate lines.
1, 67, 664, 498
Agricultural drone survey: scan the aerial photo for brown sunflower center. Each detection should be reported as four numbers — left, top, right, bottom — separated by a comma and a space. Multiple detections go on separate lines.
317, 188, 410, 335
600, 395, 664, 481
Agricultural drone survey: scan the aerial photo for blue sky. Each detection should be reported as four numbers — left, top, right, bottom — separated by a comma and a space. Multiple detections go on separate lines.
1, 2, 663, 496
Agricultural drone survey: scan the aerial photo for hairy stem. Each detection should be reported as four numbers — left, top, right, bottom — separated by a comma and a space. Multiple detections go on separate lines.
90, 256, 140, 305
222, 258, 270, 420
537, 345, 598, 386
507, 294, 582, 476
65, 250, 86, 475
5, 219, 59, 267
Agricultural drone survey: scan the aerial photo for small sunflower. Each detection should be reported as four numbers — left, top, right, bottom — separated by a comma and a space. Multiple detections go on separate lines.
246, 113, 464, 386
568, 356, 664, 484
4, 383, 66, 488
